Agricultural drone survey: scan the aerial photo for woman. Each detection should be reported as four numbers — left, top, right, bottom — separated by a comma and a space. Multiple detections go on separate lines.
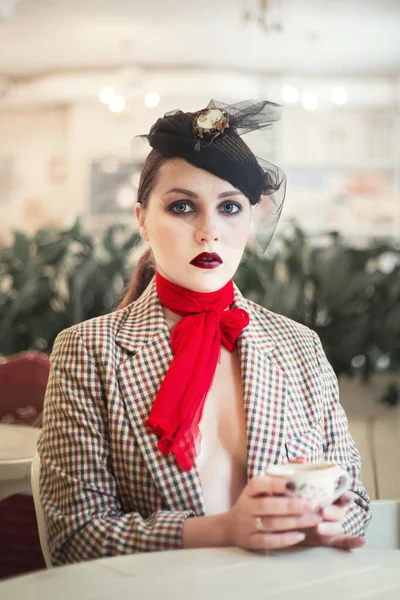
39, 100, 370, 565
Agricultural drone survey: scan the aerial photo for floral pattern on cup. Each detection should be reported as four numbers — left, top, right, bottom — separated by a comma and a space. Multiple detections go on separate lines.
292, 482, 332, 510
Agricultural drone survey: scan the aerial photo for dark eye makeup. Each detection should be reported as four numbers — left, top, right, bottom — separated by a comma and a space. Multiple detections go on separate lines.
168, 200, 243, 215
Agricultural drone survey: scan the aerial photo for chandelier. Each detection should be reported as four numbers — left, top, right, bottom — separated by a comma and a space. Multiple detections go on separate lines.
242, 0, 284, 34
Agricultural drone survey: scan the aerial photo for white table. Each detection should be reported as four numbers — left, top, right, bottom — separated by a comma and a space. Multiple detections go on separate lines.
0, 423, 40, 499
1, 546, 400, 599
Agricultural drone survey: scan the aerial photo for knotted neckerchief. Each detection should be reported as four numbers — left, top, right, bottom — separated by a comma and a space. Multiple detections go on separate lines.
146, 271, 250, 471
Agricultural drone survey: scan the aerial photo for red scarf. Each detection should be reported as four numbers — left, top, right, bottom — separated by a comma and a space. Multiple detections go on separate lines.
146, 271, 250, 471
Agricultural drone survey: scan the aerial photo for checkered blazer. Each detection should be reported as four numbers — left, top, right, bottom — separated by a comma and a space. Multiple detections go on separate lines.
38, 277, 371, 565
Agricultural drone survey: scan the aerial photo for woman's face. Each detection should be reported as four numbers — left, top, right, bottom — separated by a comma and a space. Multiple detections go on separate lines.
135, 158, 252, 292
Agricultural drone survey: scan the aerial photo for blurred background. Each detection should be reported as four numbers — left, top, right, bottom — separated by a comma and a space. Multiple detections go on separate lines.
0, 0, 399, 242
1, 0, 400, 579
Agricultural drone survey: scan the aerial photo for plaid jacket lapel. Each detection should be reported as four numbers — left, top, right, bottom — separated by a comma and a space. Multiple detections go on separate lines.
116, 279, 206, 516
233, 287, 289, 480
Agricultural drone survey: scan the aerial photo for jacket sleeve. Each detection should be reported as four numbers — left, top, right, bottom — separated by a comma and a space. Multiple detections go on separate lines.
313, 332, 371, 536
38, 327, 194, 566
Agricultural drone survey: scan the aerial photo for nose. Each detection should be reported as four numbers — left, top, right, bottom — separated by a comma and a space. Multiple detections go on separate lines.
194, 212, 219, 244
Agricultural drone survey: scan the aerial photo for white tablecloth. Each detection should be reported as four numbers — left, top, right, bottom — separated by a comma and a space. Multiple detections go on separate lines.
1, 546, 400, 599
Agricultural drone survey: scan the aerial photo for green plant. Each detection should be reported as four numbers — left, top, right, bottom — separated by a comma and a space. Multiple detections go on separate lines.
235, 226, 400, 380
0, 220, 140, 356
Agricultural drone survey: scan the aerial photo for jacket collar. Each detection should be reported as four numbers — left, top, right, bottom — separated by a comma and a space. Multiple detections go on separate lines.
115, 277, 170, 354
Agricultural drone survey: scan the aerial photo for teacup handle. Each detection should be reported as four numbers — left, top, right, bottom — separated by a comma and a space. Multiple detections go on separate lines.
332, 468, 351, 503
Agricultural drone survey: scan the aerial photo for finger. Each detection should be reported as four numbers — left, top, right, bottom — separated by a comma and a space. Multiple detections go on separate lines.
316, 521, 343, 537
334, 492, 355, 507
321, 504, 347, 522
328, 535, 366, 550
290, 457, 307, 464
247, 475, 298, 498
260, 513, 322, 532
251, 496, 313, 516
249, 531, 306, 551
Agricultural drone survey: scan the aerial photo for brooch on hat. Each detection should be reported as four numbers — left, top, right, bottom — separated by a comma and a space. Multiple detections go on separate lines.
193, 108, 229, 151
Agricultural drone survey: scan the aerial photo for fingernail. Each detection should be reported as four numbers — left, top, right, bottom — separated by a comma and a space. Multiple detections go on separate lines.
295, 533, 306, 542
286, 481, 297, 491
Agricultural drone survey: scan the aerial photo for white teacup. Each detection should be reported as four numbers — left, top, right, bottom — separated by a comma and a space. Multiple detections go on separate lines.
266, 462, 351, 510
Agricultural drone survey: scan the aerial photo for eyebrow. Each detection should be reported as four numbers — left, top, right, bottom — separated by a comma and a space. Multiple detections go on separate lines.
163, 187, 244, 199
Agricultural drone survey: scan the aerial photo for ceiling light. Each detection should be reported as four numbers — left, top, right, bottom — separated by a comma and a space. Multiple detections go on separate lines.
99, 87, 116, 104
116, 186, 135, 209
281, 85, 299, 104
331, 87, 348, 105
144, 92, 160, 108
301, 92, 319, 111
109, 95, 126, 113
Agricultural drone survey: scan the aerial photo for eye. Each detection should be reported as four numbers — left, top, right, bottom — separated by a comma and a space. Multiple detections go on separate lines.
219, 201, 241, 215
169, 201, 194, 214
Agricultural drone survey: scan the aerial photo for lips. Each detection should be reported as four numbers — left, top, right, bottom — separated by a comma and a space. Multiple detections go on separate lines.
190, 252, 222, 270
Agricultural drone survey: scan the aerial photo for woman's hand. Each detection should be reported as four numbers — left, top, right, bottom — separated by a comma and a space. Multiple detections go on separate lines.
225, 475, 322, 551
287, 459, 366, 551
300, 491, 366, 550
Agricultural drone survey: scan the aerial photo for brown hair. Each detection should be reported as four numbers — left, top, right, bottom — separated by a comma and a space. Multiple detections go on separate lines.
117, 149, 170, 309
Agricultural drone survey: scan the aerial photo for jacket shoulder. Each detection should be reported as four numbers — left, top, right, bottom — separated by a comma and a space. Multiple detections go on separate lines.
246, 299, 317, 349
53, 305, 132, 354
52, 278, 162, 357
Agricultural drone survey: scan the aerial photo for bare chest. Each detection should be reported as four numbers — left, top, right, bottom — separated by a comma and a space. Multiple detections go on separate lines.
196, 347, 248, 514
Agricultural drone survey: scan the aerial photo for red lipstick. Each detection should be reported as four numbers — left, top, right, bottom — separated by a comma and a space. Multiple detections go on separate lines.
190, 252, 222, 270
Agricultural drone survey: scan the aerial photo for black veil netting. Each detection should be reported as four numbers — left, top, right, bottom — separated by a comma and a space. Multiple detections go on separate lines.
134, 99, 287, 252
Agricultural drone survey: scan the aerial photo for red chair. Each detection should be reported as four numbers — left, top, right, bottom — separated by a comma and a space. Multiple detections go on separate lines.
0, 352, 50, 580
0, 352, 50, 426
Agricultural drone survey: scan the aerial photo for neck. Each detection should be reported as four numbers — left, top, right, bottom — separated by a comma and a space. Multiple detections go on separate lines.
163, 306, 183, 331
155, 271, 235, 330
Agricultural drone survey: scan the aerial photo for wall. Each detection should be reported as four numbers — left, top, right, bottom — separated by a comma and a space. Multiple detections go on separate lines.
0, 105, 70, 244
280, 107, 400, 241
